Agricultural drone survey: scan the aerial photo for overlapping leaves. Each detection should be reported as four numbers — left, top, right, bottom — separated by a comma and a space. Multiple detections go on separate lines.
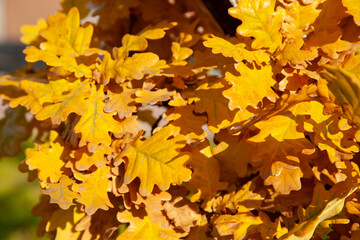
1, 0, 360, 239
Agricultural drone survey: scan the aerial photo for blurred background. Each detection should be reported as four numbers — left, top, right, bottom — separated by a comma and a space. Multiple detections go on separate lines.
0, 0, 60, 239
0, 0, 60, 73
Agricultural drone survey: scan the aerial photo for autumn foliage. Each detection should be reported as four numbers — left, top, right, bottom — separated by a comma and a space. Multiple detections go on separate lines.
1, 0, 360, 239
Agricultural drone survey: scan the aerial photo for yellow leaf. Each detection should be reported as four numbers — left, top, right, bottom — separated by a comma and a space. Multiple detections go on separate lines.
117, 210, 180, 240
97, 51, 162, 84
203, 35, 270, 64
20, 18, 47, 45
343, 0, 360, 25
228, 0, 284, 52
24, 46, 92, 78
117, 126, 191, 196
74, 166, 114, 215
276, 38, 318, 66
42, 176, 79, 210
186, 81, 237, 133
35, 80, 91, 125
214, 206, 263, 240
115, 21, 177, 59
25, 131, 67, 183
209, 180, 263, 213
171, 42, 193, 66
223, 63, 277, 112
71, 145, 112, 171
74, 85, 139, 152
280, 183, 357, 239
9, 79, 61, 114
135, 89, 176, 105
103, 84, 137, 118
283, 0, 320, 31
40, 7, 93, 57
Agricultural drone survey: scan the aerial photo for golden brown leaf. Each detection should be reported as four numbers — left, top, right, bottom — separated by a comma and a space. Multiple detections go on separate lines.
214, 206, 262, 240
73, 166, 114, 215
42, 176, 79, 210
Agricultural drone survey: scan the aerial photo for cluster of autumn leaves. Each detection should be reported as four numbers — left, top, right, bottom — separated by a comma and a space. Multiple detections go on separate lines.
0, 0, 360, 239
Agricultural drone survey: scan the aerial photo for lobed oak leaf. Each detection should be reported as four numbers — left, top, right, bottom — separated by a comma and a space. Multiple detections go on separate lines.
9, 79, 61, 114
24, 46, 92, 78
187, 146, 228, 203
208, 180, 263, 213
117, 209, 180, 240
117, 126, 191, 196
257, 211, 288, 239
135, 89, 176, 106
35, 80, 91, 125
186, 81, 237, 133
164, 105, 207, 143
203, 35, 270, 64
20, 18, 47, 45
342, 0, 360, 26
73, 166, 114, 215
46, 206, 85, 240
346, 200, 360, 217
223, 63, 278, 112
103, 84, 137, 119
163, 196, 202, 232
74, 85, 139, 152
247, 102, 318, 193
97, 51, 162, 84
214, 206, 263, 240
41, 175, 79, 210
40, 7, 93, 57
263, 162, 304, 195
127, 190, 172, 229
276, 38, 318, 66
71, 145, 112, 171
171, 42, 193, 66
283, 0, 320, 31
279, 183, 357, 239
212, 129, 255, 179
115, 21, 176, 59
25, 131, 67, 183
228, 0, 284, 52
